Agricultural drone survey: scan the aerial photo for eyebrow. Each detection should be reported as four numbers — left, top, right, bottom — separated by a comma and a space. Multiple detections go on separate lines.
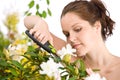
62, 23, 81, 33
71, 23, 79, 28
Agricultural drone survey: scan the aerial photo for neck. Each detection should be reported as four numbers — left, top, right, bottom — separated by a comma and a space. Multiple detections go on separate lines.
83, 46, 113, 69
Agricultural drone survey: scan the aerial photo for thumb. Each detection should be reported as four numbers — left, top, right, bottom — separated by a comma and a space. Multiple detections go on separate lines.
86, 68, 94, 75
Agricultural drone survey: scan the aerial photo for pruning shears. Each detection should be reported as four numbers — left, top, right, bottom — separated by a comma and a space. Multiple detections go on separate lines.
25, 30, 56, 54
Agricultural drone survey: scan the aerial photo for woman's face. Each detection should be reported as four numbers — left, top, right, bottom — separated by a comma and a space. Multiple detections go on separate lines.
61, 12, 101, 57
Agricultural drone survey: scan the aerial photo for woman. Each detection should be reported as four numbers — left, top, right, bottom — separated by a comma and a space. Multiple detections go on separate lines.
24, 0, 120, 80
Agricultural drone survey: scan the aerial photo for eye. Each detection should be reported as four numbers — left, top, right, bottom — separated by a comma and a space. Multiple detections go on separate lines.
74, 27, 82, 32
64, 33, 69, 37
63, 31, 69, 37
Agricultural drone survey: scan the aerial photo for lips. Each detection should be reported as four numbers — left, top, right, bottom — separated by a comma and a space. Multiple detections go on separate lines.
72, 43, 82, 49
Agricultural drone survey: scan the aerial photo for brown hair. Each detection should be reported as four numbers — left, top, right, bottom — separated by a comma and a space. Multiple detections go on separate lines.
61, 0, 115, 40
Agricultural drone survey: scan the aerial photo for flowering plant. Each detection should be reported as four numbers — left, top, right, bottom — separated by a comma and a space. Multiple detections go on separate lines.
0, 31, 107, 80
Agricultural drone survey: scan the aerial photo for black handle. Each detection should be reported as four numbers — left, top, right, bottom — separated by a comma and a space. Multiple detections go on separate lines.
25, 30, 56, 54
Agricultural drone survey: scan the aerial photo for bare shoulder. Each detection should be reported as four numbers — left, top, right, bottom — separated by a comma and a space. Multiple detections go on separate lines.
104, 56, 120, 80
111, 56, 120, 80
112, 56, 120, 70
107, 55, 120, 71
113, 55, 120, 65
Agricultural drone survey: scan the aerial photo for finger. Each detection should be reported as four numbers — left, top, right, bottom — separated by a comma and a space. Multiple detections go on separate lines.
29, 29, 35, 35
89, 68, 94, 74
42, 35, 53, 45
86, 68, 94, 75
41, 37, 48, 45
34, 31, 41, 39
37, 34, 46, 43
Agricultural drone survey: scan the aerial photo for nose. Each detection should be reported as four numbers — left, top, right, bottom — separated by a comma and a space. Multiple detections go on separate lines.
67, 33, 76, 44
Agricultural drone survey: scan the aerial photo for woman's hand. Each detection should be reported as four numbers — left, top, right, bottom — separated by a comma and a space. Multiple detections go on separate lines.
86, 68, 94, 75
24, 15, 66, 50
29, 18, 53, 45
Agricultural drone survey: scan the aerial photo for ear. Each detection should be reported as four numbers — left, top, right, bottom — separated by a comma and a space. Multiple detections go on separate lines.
93, 20, 101, 32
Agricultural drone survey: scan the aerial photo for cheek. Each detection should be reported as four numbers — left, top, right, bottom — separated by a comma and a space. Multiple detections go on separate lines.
76, 31, 95, 56
83, 36, 94, 50
82, 29, 97, 44
82, 31, 98, 53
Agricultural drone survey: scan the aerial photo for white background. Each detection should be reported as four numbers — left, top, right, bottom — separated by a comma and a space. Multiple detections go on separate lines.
0, 0, 120, 56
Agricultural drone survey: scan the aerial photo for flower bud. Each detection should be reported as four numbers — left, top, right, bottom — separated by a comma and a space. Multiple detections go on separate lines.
75, 67, 79, 75
63, 54, 71, 63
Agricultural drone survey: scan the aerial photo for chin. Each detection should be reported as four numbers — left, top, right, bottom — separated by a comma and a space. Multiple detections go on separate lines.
76, 50, 86, 57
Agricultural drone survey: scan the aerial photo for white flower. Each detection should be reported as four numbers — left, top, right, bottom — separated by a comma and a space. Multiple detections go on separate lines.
57, 44, 76, 59
8, 43, 28, 62
39, 58, 61, 80
8, 44, 27, 55
85, 73, 107, 80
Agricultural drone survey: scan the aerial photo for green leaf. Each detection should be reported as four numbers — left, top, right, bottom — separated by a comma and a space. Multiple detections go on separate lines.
66, 65, 74, 73
36, 11, 39, 15
9, 67, 18, 77
47, 8, 52, 16
24, 10, 29, 15
0, 74, 12, 80
79, 59, 86, 71
36, 4, 39, 10
28, 0, 34, 8
10, 60, 24, 70
46, 0, 50, 5
0, 31, 10, 52
42, 11, 47, 18
27, 46, 36, 52
0, 60, 8, 67
36, 11, 42, 17
27, 12, 32, 16
61, 74, 68, 80
69, 76, 77, 80
29, 52, 38, 57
